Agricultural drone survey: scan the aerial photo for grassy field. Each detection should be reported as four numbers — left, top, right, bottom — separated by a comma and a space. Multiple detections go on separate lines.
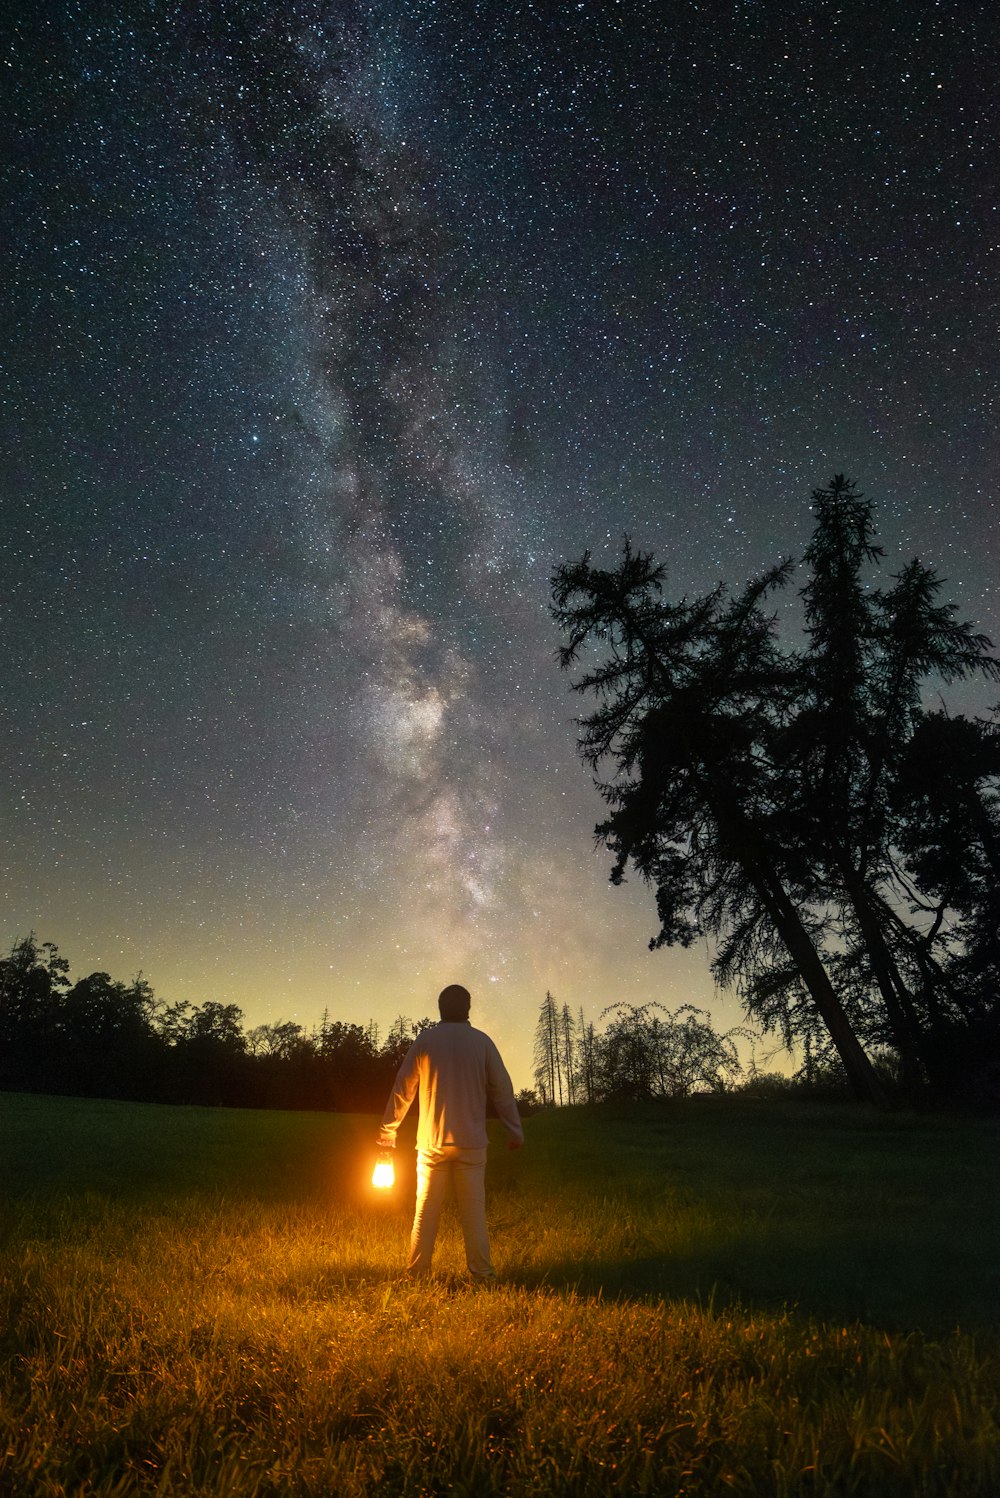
2, 1091, 999, 1495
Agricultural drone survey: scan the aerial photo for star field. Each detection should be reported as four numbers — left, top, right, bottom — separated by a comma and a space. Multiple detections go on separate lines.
3, 0, 998, 1086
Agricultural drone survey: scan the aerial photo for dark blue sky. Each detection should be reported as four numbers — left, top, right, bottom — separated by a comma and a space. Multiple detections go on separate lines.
3, 0, 998, 1084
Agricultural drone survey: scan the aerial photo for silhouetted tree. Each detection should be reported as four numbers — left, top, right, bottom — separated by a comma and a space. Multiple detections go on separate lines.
595, 1002, 745, 1101
53, 972, 160, 1099
0, 936, 69, 1091
789, 478, 1000, 1088
554, 481, 1000, 1105
552, 539, 889, 1106
533, 991, 564, 1105
576, 1006, 598, 1104
890, 711, 1000, 1096
167, 1001, 249, 1105
558, 1002, 578, 1104
247, 1020, 306, 1059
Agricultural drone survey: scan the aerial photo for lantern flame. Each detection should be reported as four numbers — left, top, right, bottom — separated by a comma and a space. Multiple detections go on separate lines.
372, 1157, 395, 1189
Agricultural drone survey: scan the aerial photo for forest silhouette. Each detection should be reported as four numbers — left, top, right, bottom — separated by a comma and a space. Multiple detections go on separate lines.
0, 937, 748, 1113
0, 933, 435, 1111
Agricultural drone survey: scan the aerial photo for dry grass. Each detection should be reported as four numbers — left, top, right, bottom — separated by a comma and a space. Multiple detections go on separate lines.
2, 1092, 999, 1495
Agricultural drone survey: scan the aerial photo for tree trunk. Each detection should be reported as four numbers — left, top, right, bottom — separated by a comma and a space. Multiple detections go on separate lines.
837, 858, 927, 1087
748, 860, 890, 1108
707, 783, 890, 1109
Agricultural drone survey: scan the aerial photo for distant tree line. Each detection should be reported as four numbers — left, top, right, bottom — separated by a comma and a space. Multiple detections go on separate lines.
531, 991, 749, 1105
0, 935, 434, 1112
553, 477, 1000, 1108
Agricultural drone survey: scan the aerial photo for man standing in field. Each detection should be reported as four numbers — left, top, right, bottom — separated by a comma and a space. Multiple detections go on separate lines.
377, 983, 524, 1282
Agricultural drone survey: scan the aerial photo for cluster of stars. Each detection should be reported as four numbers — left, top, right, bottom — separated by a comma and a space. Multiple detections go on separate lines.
2, 0, 997, 1083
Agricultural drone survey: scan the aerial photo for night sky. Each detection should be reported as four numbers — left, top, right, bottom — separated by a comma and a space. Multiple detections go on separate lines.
4, 0, 999, 1088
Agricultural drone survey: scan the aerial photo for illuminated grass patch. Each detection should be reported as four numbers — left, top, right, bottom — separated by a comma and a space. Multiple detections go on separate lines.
2, 1093, 999, 1494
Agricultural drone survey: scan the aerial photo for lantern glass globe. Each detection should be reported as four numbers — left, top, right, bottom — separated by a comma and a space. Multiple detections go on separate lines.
372, 1158, 394, 1189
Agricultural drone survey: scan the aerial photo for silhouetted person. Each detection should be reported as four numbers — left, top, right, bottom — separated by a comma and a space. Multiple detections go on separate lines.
377, 983, 523, 1281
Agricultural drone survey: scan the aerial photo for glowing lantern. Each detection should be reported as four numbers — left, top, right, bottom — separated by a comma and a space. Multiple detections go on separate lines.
372, 1151, 395, 1189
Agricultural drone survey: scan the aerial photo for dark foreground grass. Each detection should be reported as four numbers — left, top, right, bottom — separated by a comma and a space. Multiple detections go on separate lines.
2, 1091, 999, 1495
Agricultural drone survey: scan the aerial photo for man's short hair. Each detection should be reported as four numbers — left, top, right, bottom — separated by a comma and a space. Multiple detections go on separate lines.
438, 983, 471, 1021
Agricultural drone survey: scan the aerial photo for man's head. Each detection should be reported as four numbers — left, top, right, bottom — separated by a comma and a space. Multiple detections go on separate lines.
438, 983, 471, 1021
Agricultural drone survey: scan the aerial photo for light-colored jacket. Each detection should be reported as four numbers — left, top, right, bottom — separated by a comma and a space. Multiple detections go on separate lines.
379, 1021, 524, 1152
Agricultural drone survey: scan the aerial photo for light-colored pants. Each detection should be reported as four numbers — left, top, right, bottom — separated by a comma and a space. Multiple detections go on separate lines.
408, 1146, 495, 1279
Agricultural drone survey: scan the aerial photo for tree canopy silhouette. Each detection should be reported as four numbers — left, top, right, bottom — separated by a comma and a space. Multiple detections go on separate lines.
553, 477, 1000, 1106
0, 934, 434, 1112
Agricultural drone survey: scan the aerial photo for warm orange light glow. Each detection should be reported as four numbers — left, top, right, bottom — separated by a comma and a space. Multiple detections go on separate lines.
372, 1158, 395, 1189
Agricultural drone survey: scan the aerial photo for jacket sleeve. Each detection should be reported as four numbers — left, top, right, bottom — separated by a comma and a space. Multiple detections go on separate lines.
485, 1039, 524, 1143
377, 1039, 421, 1147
